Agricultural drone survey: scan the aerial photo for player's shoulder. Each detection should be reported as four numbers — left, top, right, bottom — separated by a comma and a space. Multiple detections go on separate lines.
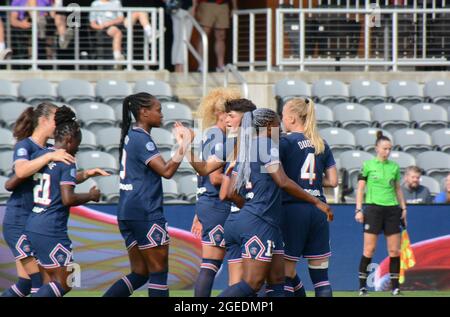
30, 147, 52, 160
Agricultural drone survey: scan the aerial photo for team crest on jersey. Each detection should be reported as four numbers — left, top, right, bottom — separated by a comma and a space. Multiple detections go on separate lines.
250, 246, 258, 255
17, 148, 28, 157
146, 141, 156, 152
365, 224, 370, 230
48, 162, 56, 170
270, 147, 279, 158
70, 168, 76, 178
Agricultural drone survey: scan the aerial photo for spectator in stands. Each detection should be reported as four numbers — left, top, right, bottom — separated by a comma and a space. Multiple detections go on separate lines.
195, 0, 237, 72
89, 0, 125, 68
434, 173, 450, 204
122, 0, 155, 40
401, 166, 432, 204
53, 0, 74, 49
166, 0, 193, 72
0, 3, 12, 60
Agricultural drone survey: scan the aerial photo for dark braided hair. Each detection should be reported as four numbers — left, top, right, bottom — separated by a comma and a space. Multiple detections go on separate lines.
119, 92, 159, 162
54, 106, 81, 143
13, 102, 58, 141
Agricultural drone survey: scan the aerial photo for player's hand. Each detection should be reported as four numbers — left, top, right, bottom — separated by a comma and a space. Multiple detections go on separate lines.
316, 200, 333, 222
225, 161, 236, 176
89, 186, 101, 202
85, 168, 110, 178
173, 122, 195, 146
49, 149, 76, 165
355, 210, 364, 223
191, 215, 202, 239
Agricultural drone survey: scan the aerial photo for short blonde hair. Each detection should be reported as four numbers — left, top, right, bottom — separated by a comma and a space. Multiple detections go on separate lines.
196, 88, 241, 129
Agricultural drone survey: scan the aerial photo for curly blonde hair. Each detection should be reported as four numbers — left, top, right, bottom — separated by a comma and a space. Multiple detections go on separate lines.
196, 88, 241, 129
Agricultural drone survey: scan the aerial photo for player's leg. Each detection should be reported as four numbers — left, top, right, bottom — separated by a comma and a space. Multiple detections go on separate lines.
20, 256, 44, 295
386, 233, 401, 293
195, 245, 225, 297
228, 261, 243, 285
265, 253, 285, 297
140, 245, 170, 297
33, 267, 72, 297
284, 259, 306, 297
359, 232, 378, 293
307, 257, 332, 297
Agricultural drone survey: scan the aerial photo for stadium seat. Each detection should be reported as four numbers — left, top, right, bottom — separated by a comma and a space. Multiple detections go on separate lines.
371, 103, 411, 134
0, 128, 15, 150
274, 79, 310, 112
151, 128, 175, 151
339, 150, 374, 200
312, 79, 349, 107
0, 150, 13, 176
57, 79, 96, 106
0, 79, 18, 103
409, 103, 448, 134
315, 104, 334, 129
178, 174, 198, 203
320, 127, 356, 159
95, 175, 120, 203
76, 151, 119, 174
389, 151, 416, 173
0, 175, 11, 203
134, 79, 176, 102
79, 128, 98, 152
419, 175, 442, 197
416, 151, 450, 183
0, 102, 32, 129
18, 78, 57, 106
97, 127, 121, 158
160, 150, 195, 175
96, 79, 130, 109
387, 80, 423, 106
424, 79, 450, 106
355, 128, 393, 154
431, 128, 450, 154
75, 177, 98, 195
349, 79, 386, 106
162, 178, 179, 200
333, 103, 372, 133
393, 128, 433, 156
161, 102, 193, 128
76, 102, 116, 134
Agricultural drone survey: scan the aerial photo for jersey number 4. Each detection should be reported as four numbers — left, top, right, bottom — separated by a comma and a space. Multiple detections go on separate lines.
301, 153, 316, 185
33, 173, 51, 206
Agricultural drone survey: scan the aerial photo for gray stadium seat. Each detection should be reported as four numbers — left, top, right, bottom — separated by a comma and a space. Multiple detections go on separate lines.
76, 151, 119, 174
312, 79, 349, 107
349, 79, 386, 106
97, 127, 121, 158
162, 178, 179, 200
333, 103, 372, 133
134, 79, 176, 102
0, 79, 17, 103
409, 103, 448, 134
151, 128, 175, 151
95, 79, 130, 108
0, 102, 32, 129
387, 80, 423, 106
18, 78, 57, 106
0, 150, 13, 176
339, 150, 374, 200
274, 79, 310, 111
0, 175, 11, 203
419, 175, 441, 197
75, 177, 98, 195
371, 103, 411, 134
161, 102, 193, 128
432, 128, 450, 154
355, 128, 393, 154
440, 177, 448, 192
389, 151, 416, 173
315, 104, 334, 129
416, 151, 450, 183
76, 102, 116, 134
79, 128, 98, 152
0, 128, 14, 150
320, 127, 356, 159
178, 174, 198, 203
424, 79, 450, 106
57, 79, 95, 106
95, 175, 120, 203
393, 128, 433, 156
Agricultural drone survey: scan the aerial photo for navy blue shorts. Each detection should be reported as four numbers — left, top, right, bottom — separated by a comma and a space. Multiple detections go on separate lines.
196, 198, 230, 248
118, 218, 170, 251
281, 203, 331, 262
26, 231, 73, 268
224, 211, 284, 264
3, 222, 33, 260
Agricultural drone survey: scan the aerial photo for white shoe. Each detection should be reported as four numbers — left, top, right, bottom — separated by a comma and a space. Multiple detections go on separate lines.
391, 288, 402, 296
59, 28, 74, 49
0, 48, 13, 60
114, 54, 125, 70
358, 288, 368, 296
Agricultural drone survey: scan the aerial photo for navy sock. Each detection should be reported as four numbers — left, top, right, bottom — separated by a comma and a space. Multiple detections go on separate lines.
148, 271, 169, 297
29, 272, 43, 295
309, 267, 332, 297
103, 272, 148, 297
285, 275, 306, 297
266, 284, 284, 297
390, 256, 400, 290
33, 282, 67, 297
218, 280, 255, 297
194, 258, 222, 297
1, 277, 31, 297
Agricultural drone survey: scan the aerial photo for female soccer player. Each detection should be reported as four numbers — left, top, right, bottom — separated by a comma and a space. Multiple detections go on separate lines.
280, 98, 338, 297
356, 131, 407, 296
103, 93, 189, 297
208, 108, 332, 297
25, 106, 102, 297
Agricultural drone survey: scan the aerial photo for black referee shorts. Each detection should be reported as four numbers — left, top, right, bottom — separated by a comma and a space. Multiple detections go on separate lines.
363, 204, 402, 236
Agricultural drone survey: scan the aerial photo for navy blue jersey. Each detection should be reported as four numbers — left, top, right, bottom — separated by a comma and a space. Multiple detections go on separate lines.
280, 132, 336, 203
4, 137, 51, 225
118, 127, 164, 221
233, 136, 282, 227
25, 148, 77, 236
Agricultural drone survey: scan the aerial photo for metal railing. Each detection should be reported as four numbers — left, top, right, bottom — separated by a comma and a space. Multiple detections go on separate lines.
232, 8, 272, 71
0, 6, 164, 70
223, 63, 248, 98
